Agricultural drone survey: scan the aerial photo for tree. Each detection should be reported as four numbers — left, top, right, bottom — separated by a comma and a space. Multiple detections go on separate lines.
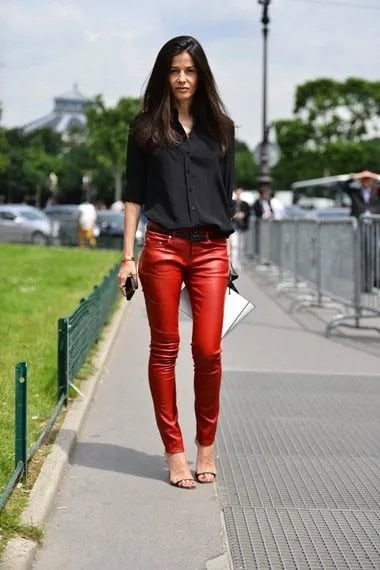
235, 139, 258, 189
86, 96, 141, 202
23, 146, 60, 206
294, 77, 380, 148
0, 129, 9, 175
57, 130, 95, 204
271, 78, 380, 189
0, 128, 64, 205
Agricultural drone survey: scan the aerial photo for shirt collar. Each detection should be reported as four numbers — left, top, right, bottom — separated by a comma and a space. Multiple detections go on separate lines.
171, 107, 197, 134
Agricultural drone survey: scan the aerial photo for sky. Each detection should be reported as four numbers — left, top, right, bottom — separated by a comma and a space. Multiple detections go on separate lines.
0, 0, 379, 149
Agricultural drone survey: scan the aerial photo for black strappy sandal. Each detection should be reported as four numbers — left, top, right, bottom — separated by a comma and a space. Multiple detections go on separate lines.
169, 478, 196, 489
195, 472, 216, 484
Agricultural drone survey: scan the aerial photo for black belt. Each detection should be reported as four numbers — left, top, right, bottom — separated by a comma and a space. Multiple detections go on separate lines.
147, 222, 226, 242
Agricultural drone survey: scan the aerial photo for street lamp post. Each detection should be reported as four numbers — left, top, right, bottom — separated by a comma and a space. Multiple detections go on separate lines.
258, 0, 271, 191
82, 173, 92, 202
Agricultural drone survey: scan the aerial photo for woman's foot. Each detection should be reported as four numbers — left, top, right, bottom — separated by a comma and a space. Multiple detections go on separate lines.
195, 442, 216, 484
165, 452, 196, 489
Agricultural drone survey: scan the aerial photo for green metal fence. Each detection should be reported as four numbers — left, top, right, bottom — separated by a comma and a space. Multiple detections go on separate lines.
0, 262, 120, 511
57, 262, 120, 402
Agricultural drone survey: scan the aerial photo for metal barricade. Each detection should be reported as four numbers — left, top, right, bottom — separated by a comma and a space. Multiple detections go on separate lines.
286, 220, 324, 308
274, 219, 300, 293
322, 217, 380, 335
249, 216, 380, 335
246, 218, 256, 259
269, 221, 282, 267
358, 215, 380, 314
259, 220, 271, 264
319, 219, 357, 306
296, 221, 319, 285
278, 220, 297, 276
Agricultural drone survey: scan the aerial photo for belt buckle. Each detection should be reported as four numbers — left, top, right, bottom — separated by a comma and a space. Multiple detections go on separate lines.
190, 230, 204, 242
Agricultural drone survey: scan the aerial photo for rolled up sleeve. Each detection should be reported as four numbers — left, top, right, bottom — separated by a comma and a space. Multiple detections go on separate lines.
125, 129, 146, 205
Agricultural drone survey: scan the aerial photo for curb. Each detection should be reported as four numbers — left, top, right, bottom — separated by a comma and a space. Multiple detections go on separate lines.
0, 299, 128, 570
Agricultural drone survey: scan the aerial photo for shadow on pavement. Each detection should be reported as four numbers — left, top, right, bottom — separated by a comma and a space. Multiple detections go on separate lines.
64, 436, 168, 482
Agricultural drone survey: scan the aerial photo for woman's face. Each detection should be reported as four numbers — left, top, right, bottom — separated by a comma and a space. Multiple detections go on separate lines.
168, 51, 198, 105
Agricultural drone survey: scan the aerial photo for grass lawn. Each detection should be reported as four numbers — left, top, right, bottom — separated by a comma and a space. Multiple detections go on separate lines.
0, 244, 121, 495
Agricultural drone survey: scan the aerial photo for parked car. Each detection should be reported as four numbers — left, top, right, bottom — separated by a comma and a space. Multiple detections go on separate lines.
44, 204, 79, 246
96, 210, 145, 248
0, 205, 59, 245
305, 207, 350, 220
97, 211, 124, 237
95, 210, 123, 250
282, 205, 307, 219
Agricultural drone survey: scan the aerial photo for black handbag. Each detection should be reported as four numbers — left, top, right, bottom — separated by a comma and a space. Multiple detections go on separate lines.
228, 264, 239, 293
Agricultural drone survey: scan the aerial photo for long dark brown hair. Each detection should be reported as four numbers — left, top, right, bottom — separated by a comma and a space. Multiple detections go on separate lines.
133, 36, 233, 152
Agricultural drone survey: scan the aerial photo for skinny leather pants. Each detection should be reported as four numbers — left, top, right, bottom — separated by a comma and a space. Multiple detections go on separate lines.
138, 230, 229, 454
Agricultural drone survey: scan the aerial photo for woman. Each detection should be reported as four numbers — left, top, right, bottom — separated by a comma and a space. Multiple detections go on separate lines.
118, 36, 235, 489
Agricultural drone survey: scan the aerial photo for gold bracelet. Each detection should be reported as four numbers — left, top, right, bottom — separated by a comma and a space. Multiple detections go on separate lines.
121, 256, 135, 262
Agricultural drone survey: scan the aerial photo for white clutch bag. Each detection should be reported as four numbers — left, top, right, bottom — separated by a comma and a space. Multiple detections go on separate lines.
180, 286, 255, 338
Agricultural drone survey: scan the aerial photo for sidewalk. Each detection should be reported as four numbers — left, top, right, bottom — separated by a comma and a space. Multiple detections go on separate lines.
32, 265, 380, 569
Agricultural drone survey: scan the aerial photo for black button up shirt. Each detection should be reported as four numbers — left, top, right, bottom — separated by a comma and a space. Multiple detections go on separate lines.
125, 115, 235, 235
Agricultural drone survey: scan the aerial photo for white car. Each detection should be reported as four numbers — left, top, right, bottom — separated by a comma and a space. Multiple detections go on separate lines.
0, 205, 60, 245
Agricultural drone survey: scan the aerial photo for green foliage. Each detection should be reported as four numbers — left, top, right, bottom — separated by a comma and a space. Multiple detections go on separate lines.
0, 129, 9, 174
0, 508, 43, 555
0, 129, 63, 204
0, 97, 142, 205
23, 147, 59, 191
235, 139, 258, 188
3, 80, 379, 199
86, 96, 141, 202
57, 137, 93, 203
294, 77, 380, 147
271, 77, 380, 188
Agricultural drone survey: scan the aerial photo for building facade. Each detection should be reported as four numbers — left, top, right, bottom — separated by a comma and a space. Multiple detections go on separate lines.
23, 84, 89, 135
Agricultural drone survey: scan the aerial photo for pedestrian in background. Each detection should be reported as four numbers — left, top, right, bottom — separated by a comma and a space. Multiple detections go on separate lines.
270, 191, 285, 220
344, 171, 380, 218
233, 187, 251, 231
232, 187, 251, 258
253, 187, 273, 220
344, 171, 380, 291
118, 36, 235, 489
111, 200, 125, 213
253, 186, 273, 257
78, 200, 97, 248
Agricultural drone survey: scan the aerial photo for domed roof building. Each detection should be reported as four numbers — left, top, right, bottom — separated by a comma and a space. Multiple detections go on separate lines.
23, 84, 90, 135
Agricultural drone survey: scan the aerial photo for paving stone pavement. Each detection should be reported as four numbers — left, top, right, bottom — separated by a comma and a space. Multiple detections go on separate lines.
32, 266, 380, 570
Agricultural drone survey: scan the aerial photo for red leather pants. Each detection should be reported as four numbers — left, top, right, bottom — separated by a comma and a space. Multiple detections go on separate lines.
138, 230, 229, 453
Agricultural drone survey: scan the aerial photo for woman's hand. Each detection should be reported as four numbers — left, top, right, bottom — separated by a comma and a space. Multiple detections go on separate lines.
118, 260, 138, 297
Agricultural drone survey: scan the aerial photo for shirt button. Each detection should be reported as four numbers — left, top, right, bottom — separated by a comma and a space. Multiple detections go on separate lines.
191, 206, 195, 211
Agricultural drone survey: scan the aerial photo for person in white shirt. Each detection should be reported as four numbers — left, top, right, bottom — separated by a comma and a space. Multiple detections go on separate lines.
252, 188, 273, 257
270, 193, 285, 220
77, 201, 97, 248
253, 188, 273, 220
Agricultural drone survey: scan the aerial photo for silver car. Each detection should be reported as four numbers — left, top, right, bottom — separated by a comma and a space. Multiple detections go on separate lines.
44, 204, 79, 246
0, 204, 60, 245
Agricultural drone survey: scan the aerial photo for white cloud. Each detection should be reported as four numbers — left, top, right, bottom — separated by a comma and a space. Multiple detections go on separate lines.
1, 0, 379, 150
84, 29, 99, 44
